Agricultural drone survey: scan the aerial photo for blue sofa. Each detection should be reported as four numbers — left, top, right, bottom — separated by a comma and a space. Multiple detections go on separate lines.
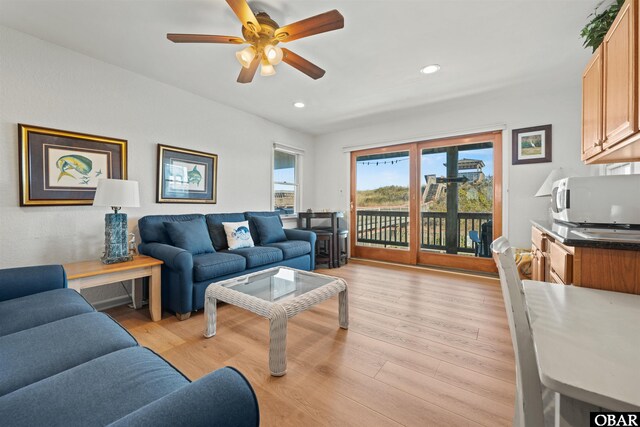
138, 211, 316, 319
0, 265, 259, 427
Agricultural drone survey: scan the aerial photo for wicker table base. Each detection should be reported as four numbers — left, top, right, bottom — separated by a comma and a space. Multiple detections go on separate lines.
204, 268, 348, 376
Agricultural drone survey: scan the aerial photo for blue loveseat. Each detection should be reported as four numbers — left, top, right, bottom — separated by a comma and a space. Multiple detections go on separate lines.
138, 211, 316, 319
0, 265, 259, 427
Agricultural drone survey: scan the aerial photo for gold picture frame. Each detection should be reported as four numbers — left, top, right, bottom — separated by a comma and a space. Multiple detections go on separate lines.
19, 124, 128, 206
157, 144, 218, 204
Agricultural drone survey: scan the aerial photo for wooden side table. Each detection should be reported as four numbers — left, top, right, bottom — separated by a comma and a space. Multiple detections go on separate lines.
63, 255, 163, 321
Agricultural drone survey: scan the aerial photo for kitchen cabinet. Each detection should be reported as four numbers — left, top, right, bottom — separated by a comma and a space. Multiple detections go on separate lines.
603, 0, 636, 148
581, 46, 603, 160
531, 248, 546, 282
530, 224, 640, 294
530, 226, 547, 281
548, 241, 573, 284
582, 0, 640, 164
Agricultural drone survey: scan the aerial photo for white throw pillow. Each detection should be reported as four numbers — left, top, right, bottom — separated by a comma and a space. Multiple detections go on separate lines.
222, 221, 255, 250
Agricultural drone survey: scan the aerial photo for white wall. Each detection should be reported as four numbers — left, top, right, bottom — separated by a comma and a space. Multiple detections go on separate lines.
313, 74, 595, 249
0, 24, 602, 300
0, 26, 314, 304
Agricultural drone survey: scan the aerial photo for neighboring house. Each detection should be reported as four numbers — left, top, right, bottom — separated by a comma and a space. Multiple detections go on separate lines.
422, 174, 446, 204
457, 158, 486, 182
423, 158, 485, 203
441, 158, 486, 183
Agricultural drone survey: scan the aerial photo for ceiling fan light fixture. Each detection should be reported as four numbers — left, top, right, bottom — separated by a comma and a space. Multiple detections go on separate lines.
236, 46, 256, 68
167, 1, 344, 84
260, 62, 276, 76
264, 44, 283, 65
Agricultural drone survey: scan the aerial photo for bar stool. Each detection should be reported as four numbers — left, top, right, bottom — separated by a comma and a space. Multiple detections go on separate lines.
312, 226, 348, 267
336, 229, 349, 265
314, 230, 333, 269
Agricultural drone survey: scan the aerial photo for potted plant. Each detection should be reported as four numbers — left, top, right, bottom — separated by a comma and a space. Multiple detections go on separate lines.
580, 0, 626, 52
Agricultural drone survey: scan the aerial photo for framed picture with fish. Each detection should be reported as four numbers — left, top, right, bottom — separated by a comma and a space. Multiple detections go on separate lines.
18, 124, 127, 206
157, 144, 218, 203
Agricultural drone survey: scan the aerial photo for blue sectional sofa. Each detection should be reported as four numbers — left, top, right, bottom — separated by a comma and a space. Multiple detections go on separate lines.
138, 211, 316, 319
0, 265, 259, 427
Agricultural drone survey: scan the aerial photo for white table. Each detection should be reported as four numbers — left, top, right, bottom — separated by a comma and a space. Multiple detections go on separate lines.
523, 281, 640, 424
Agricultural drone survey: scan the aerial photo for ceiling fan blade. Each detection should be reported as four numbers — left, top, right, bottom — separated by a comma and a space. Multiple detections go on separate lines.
281, 48, 326, 80
226, 0, 262, 33
167, 34, 245, 44
237, 56, 260, 84
274, 10, 344, 43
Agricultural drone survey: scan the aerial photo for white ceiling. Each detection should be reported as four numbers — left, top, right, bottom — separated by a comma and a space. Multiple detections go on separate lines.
0, 0, 596, 135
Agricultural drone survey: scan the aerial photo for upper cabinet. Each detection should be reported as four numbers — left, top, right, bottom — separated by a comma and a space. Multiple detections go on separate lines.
582, 0, 640, 164
603, 0, 636, 148
582, 46, 603, 160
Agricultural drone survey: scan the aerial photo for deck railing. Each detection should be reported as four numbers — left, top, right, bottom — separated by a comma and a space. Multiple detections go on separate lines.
420, 211, 492, 253
355, 210, 410, 247
355, 209, 492, 253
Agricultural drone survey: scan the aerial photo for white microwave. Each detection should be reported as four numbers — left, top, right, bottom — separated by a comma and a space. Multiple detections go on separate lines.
551, 175, 640, 225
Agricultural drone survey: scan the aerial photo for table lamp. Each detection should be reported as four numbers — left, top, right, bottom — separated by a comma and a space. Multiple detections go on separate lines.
93, 179, 140, 264
534, 168, 567, 197
535, 168, 568, 224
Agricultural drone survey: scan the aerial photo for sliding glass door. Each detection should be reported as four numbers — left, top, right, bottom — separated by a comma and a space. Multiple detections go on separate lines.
417, 132, 502, 271
350, 131, 502, 272
350, 144, 417, 264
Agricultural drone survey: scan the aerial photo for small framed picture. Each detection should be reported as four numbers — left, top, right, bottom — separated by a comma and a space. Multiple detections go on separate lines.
157, 144, 218, 203
512, 125, 552, 165
18, 124, 127, 206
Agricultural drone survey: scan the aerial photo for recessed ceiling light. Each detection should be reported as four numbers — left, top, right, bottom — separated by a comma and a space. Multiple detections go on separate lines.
293, 102, 305, 108
420, 64, 441, 75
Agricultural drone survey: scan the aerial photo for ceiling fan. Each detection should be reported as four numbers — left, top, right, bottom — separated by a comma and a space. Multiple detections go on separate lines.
167, 0, 344, 84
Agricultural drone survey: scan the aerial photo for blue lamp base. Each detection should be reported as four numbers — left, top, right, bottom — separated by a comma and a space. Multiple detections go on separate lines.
101, 212, 133, 264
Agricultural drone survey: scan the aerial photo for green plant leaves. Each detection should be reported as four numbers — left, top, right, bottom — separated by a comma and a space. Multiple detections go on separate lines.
580, 0, 625, 52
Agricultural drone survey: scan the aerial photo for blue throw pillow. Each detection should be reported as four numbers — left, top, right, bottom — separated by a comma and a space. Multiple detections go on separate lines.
252, 215, 287, 244
164, 218, 215, 255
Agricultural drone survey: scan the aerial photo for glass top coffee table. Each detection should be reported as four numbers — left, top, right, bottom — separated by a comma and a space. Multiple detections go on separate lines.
204, 267, 348, 376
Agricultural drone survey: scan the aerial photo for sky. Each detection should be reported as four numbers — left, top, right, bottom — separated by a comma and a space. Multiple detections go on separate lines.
274, 166, 295, 184
356, 148, 494, 191
274, 167, 296, 195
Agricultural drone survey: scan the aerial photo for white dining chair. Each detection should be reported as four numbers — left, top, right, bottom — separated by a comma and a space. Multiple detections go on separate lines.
491, 236, 553, 427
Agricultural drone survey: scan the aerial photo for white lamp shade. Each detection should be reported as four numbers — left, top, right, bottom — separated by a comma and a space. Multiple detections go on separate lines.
235, 46, 256, 68
260, 63, 276, 76
534, 168, 567, 197
93, 179, 140, 208
264, 44, 283, 65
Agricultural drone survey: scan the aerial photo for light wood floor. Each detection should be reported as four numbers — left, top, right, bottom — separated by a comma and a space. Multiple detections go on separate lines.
107, 260, 515, 427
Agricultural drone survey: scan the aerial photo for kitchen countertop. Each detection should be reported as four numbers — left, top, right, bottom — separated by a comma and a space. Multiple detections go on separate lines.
531, 219, 640, 251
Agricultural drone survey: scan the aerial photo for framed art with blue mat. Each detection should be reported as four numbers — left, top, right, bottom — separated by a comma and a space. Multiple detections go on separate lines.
18, 124, 127, 206
157, 144, 218, 203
